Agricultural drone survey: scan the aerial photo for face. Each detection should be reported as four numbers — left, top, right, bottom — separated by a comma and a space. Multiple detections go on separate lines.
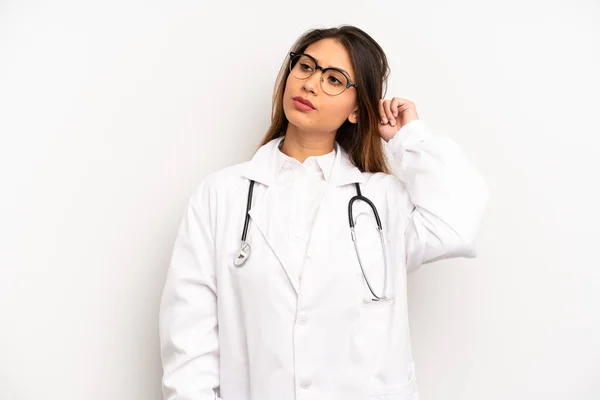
282, 38, 358, 135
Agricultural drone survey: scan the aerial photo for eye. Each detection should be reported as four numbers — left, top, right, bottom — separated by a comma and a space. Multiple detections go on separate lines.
328, 76, 342, 85
300, 63, 313, 72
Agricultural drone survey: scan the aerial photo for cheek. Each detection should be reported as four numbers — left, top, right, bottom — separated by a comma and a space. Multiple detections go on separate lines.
282, 78, 298, 108
326, 98, 355, 124
283, 75, 300, 96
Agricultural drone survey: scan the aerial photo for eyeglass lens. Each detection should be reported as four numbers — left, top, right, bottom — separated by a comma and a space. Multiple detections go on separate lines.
290, 54, 349, 95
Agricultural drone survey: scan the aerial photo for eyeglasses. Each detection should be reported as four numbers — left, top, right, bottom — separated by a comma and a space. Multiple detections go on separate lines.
289, 51, 357, 96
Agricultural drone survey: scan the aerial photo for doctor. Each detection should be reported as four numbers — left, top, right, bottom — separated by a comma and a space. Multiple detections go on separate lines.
159, 25, 489, 400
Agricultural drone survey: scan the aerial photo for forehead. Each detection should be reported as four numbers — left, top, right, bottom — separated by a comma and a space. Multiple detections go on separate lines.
303, 38, 355, 77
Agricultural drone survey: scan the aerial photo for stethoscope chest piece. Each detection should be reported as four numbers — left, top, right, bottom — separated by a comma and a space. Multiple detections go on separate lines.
234, 242, 251, 267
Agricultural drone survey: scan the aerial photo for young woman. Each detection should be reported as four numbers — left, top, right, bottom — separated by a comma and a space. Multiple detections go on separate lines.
159, 25, 489, 400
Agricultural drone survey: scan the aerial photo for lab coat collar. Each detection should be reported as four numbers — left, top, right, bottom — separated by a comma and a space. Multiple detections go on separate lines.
274, 138, 336, 182
241, 136, 367, 295
242, 136, 367, 187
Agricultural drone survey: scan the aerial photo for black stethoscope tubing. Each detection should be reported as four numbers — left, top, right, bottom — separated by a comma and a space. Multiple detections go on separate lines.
235, 179, 388, 301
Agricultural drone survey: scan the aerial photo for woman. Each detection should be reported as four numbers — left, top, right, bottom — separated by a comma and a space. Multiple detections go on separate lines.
159, 25, 489, 400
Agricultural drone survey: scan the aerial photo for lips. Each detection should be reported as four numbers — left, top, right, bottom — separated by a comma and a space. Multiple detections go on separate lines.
292, 96, 316, 110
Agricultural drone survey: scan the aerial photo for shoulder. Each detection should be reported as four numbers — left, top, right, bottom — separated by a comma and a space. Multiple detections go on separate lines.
361, 170, 412, 221
204, 161, 249, 190
363, 170, 406, 195
188, 160, 250, 207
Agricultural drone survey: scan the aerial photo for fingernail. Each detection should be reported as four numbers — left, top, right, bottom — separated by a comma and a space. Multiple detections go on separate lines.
391, 119, 396, 126
382, 118, 387, 124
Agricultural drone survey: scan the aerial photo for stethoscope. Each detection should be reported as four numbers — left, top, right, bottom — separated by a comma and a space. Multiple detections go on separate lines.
233, 179, 389, 301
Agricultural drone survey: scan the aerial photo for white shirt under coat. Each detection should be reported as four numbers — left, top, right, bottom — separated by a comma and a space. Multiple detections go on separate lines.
272, 139, 336, 283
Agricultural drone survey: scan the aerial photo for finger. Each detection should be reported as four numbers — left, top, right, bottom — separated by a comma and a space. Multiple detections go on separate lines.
395, 97, 414, 116
383, 100, 396, 126
379, 99, 387, 124
390, 97, 400, 118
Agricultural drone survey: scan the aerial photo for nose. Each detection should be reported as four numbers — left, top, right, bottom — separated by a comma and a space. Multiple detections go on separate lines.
302, 69, 323, 94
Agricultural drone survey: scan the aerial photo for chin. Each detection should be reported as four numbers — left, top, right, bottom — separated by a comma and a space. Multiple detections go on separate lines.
286, 118, 308, 133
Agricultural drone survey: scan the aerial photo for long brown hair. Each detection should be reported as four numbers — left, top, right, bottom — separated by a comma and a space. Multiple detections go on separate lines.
258, 25, 391, 174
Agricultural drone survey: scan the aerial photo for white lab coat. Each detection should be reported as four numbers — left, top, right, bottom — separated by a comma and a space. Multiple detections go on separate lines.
159, 120, 489, 400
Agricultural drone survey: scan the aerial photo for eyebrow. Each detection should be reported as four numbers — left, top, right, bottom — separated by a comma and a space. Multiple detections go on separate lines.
304, 52, 352, 78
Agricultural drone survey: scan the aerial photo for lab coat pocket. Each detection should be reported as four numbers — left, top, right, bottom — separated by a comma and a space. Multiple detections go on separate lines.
366, 361, 417, 400
347, 211, 397, 367
367, 383, 417, 400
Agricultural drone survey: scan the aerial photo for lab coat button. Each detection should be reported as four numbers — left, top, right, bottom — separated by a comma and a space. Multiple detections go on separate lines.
300, 379, 312, 389
298, 314, 308, 325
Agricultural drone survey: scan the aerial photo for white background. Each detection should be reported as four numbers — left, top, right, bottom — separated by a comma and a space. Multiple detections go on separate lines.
1, 1, 599, 399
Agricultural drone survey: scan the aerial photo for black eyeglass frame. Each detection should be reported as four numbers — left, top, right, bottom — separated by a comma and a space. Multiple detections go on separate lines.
289, 51, 358, 95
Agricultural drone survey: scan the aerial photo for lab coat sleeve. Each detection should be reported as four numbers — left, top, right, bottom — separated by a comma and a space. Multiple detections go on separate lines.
159, 180, 222, 400
385, 119, 489, 273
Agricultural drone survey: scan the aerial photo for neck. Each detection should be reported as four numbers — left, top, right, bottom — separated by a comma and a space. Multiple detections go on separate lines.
280, 124, 335, 163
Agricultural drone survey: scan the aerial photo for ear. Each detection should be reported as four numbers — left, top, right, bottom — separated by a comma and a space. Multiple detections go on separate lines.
348, 108, 358, 124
